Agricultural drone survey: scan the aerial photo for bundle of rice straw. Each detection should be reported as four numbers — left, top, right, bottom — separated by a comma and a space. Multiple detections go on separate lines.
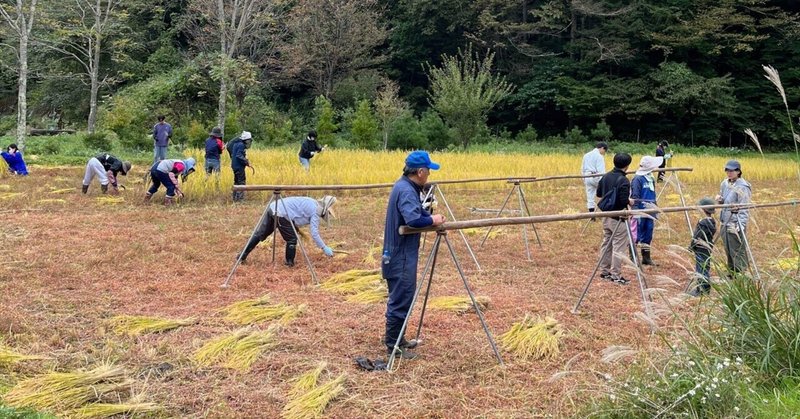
96, 196, 124, 205
65, 400, 161, 418
3, 364, 142, 413
462, 228, 505, 239
194, 325, 280, 371
50, 188, 75, 194
0, 345, 47, 367
499, 315, 563, 360
320, 270, 383, 295
428, 296, 491, 313
36, 199, 66, 204
108, 315, 196, 336
221, 296, 305, 325
283, 362, 346, 419
345, 281, 388, 304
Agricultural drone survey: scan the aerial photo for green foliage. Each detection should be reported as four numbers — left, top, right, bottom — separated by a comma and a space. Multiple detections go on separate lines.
0, 403, 54, 419
82, 132, 112, 152
516, 125, 538, 143
349, 100, 379, 149
563, 127, 587, 144
238, 95, 296, 146
388, 111, 426, 150
590, 121, 612, 142
419, 110, 453, 150
313, 96, 338, 146
427, 45, 514, 149
0, 115, 17, 135
185, 120, 208, 149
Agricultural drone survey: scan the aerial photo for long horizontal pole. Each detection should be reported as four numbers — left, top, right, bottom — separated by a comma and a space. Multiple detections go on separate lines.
232, 176, 538, 192
399, 200, 799, 235
509, 167, 693, 184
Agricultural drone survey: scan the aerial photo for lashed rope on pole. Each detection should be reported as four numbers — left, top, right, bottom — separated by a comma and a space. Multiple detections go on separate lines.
399, 200, 800, 235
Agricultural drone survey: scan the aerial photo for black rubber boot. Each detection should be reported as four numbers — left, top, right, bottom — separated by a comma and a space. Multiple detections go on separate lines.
238, 237, 261, 263
589, 207, 596, 222
641, 248, 656, 266
100, 184, 108, 194
81, 184, 89, 194
385, 321, 417, 360
284, 244, 296, 267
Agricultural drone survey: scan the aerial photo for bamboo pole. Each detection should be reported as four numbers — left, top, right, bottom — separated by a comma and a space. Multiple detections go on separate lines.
399, 200, 800, 235
232, 176, 538, 192
509, 167, 694, 184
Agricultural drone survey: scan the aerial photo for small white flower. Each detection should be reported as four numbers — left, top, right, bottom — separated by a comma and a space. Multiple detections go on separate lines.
671, 373, 679, 378
609, 394, 616, 400
734, 407, 740, 412
688, 389, 696, 396
715, 393, 720, 398
688, 361, 696, 367
701, 397, 707, 404
712, 377, 719, 383
735, 357, 743, 364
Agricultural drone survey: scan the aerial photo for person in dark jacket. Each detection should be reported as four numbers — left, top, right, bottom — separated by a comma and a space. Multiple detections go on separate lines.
144, 158, 196, 206
204, 127, 224, 176
655, 141, 671, 182
298, 130, 323, 171
595, 153, 633, 285
382, 150, 446, 360
152, 115, 172, 163
630, 155, 663, 266
82, 153, 132, 194
228, 131, 253, 202
1, 143, 28, 176
689, 197, 717, 296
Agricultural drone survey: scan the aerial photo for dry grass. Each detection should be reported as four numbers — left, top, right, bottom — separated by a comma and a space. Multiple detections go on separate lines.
0, 345, 47, 367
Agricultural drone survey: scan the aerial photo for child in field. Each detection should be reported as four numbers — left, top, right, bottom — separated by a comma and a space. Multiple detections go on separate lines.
689, 197, 717, 296
1, 144, 28, 176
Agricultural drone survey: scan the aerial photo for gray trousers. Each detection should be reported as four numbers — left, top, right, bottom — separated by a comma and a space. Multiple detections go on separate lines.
599, 217, 628, 276
722, 223, 749, 274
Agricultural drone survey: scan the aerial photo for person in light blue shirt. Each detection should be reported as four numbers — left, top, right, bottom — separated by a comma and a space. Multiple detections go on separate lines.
581, 141, 607, 218
382, 150, 446, 360
238, 196, 337, 266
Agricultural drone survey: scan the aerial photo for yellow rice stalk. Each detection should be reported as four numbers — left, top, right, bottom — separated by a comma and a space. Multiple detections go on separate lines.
222, 295, 271, 313
345, 283, 388, 304
0, 184, 10, 190
224, 301, 306, 325
95, 196, 124, 205
222, 324, 281, 371
108, 315, 196, 336
499, 315, 563, 360
36, 199, 66, 204
3, 364, 131, 411
321, 274, 382, 295
193, 328, 251, 367
775, 257, 800, 270
322, 269, 379, 286
0, 346, 48, 367
288, 363, 327, 399
462, 228, 504, 239
362, 246, 380, 264
428, 296, 491, 313
65, 401, 161, 418
0, 192, 24, 200
282, 373, 346, 419
50, 188, 76, 194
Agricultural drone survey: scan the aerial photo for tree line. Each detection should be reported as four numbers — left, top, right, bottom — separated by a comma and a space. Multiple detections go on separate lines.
1, 0, 799, 151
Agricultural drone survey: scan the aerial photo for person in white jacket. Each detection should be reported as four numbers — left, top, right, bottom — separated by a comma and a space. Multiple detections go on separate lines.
581, 142, 608, 219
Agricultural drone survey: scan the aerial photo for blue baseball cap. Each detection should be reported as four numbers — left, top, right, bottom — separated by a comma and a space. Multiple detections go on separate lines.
405, 150, 440, 170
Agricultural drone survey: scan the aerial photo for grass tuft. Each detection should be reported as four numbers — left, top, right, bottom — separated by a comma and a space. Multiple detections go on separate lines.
108, 315, 195, 336
428, 296, 491, 313
499, 315, 563, 360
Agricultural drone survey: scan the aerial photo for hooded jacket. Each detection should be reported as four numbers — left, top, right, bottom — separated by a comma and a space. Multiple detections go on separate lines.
227, 137, 249, 171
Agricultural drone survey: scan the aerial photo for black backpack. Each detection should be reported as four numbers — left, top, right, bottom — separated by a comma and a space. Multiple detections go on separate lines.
597, 176, 625, 212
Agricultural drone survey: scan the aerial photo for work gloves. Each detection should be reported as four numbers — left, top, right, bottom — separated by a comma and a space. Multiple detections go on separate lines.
323, 246, 334, 257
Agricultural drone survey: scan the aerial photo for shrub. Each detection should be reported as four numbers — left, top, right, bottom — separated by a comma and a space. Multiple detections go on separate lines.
313, 96, 338, 147
420, 111, 452, 150
349, 99, 379, 149
516, 125, 538, 143
0, 115, 17, 135
590, 120, 613, 141
388, 112, 426, 150
83, 131, 112, 151
563, 126, 587, 144
185, 120, 208, 149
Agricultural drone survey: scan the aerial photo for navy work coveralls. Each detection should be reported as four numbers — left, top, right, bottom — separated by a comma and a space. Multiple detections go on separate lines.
382, 176, 433, 349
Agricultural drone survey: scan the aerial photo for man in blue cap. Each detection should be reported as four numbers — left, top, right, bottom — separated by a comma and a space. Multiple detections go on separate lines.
382, 150, 446, 360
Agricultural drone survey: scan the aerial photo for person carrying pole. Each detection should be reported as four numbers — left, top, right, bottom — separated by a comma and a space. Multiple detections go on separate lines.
581, 141, 608, 221
716, 160, 752, 274
144, 158, 196, 206
382, 150, 446, 360
237, 196, 337, 266
630, 155, 663, 266
81, 153, 132, 194
227, 131, 254, 202
298, 130, 324, 171
595, 153, 634, 285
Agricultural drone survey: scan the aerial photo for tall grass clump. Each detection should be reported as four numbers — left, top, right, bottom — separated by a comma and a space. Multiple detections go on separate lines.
763, 65, 800, 182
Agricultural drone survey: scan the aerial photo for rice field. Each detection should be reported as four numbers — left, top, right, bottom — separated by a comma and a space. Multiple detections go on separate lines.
0, 154, 799, 417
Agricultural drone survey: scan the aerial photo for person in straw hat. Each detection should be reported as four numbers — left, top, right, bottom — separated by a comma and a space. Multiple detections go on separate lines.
204, 126, 225, 177
81, 153, 132, 195
237, 196, 338, 267
630, 155, 663, 266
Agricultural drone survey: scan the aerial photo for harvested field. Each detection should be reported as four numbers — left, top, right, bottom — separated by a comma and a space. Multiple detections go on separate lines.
1, 166, 798, 417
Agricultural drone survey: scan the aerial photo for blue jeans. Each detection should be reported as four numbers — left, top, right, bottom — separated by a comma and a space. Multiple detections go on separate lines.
147, 167, 176, 197
205, 158, 220, 174
154, 145, 168, 163
299, 157, 310, 171
637, 217, 655, 245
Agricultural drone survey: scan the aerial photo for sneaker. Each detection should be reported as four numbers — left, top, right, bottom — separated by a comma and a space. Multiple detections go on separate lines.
600, 272, 613, 281
387, 347, 417, 360
284, 260, 295, 267
611, 275, 630, 285
399, 338, 418, 350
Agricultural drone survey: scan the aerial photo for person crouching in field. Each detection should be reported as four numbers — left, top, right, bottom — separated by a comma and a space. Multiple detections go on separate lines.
237, 196, 337, 266
630, 156, 663, 266
82, 153, 132, 194
1, 143, 28, 176
144, 158, 196, 206
382, 151, 446, 360
689, 197, 717, 296
595, 153, 633, 285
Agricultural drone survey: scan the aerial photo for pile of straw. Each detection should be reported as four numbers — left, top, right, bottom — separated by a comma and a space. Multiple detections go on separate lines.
283, 362, 346, 419
428, 296, 491, 313
194, 325, 280, 371
499, 315, 563, 360
108, 315, 195, 336
3, 364, 159, 416
0, 345, 47, 367
462, 227, 505, 239
320, 270, 383, 295
221, 296, 305, 325
345, 281, 388, 304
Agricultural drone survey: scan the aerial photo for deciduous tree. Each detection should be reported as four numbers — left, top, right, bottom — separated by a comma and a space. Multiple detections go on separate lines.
0, 0, 37, 148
